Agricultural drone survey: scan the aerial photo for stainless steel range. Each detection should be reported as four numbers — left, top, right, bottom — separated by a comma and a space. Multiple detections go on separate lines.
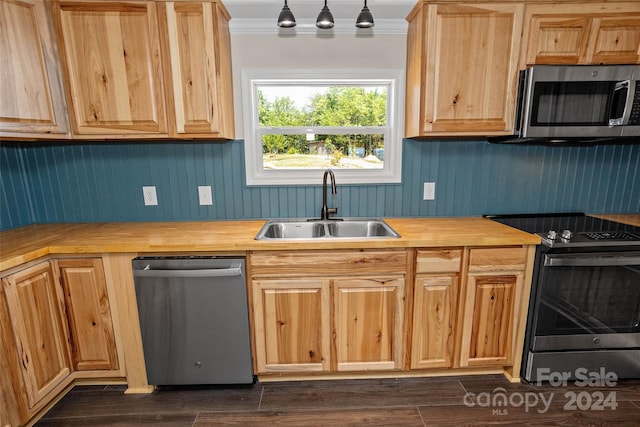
487, 213, 640, 384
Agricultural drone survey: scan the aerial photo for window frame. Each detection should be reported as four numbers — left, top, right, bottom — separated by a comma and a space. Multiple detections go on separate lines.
241, 69, 404, 186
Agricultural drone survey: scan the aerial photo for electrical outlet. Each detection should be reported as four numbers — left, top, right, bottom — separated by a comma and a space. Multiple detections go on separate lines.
198, 186, 213, 206
142, 186, 158, 206
423, 182, 435, 201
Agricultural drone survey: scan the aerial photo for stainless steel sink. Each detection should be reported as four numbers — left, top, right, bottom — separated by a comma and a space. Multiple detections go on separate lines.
255, 218, 400, 240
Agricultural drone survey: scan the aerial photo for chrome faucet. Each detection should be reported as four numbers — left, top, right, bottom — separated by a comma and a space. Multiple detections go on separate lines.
320, 169, 338, 220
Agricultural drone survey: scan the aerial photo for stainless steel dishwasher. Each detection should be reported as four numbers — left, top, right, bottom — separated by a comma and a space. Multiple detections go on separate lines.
132, 256, 253, 385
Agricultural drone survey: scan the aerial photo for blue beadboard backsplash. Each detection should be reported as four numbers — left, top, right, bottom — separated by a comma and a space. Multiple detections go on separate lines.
1, 139, 638, 231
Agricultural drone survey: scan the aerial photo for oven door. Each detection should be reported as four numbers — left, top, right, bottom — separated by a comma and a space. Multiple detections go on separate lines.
531, 251, 640, 352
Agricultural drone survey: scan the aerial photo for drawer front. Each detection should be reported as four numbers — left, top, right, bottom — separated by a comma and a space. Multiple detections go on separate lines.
415, 249, 462, 274
250, 250, 407, 277
468, 247, 527, 273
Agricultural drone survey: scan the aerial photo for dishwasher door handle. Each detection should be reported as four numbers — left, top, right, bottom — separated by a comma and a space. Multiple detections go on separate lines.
133, 266, 242, 278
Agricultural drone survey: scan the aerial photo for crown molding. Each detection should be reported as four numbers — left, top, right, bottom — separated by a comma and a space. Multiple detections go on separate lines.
229, 18, 408, 36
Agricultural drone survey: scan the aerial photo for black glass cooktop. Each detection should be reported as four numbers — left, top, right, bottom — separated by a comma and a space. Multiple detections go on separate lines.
486, 213, 640, 248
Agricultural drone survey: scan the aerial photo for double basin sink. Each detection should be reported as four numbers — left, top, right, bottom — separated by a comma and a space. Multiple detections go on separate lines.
255, 218, 400, 240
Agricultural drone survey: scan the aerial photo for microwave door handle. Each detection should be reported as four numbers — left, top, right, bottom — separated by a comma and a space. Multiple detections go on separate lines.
608, 80, 631, 126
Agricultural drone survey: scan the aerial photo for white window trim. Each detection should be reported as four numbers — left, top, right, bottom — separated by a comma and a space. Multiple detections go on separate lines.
241, 69, 404, 186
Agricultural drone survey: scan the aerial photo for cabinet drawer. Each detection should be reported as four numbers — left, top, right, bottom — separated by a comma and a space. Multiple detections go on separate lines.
468, 247, 527, 273
415, 249, 462, 274
249, 250, 407, 277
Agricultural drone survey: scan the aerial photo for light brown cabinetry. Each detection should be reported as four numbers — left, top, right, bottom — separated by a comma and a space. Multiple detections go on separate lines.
160, 1, 235, 138
1, 262, 71, 411
249, 250, 408, 374
56, 258, 119, 372
252, 278, 331, 373
458, 247, 527, 368
334, 277, 405, 371
55, 1, 168, 137
0, 257, 119, 425
53, 0, 234, 139
405, 2, 524, 137
410, 249, 461, 369
522, 3, 640, 65
0, 0, 70, 139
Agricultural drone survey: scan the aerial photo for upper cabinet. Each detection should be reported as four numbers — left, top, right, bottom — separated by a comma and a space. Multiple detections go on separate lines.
160, 1, 235, 138
522, 2, 640, 65
0, 0, 70, 139
55, 1, 168, 138
404, 0, 640, 139
405, 2, 524, 137
51, 0, 234, 140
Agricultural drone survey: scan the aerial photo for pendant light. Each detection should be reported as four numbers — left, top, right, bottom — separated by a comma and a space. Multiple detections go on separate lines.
316, 0, 334, 29
355, 0, 374, 28
277, 0, 296, 28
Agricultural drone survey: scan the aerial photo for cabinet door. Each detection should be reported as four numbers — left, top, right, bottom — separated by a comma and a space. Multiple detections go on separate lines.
459, 273, 522, 367
524, 15, 591, 64
406, 3, 523, 136
161, 1, 234, 138
252, 279, 330, 373
0, 0, 69, 138
333, 277, 405, 371
56, 258, 118, 372
588, 16, 640, 64
55, 0, 167, 136
411, 275, 458, 369
523, 4, 640, 65
1, 262, 71, 409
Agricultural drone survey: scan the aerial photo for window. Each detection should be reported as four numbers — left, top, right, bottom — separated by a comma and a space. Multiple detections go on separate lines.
242, 70, 404, 185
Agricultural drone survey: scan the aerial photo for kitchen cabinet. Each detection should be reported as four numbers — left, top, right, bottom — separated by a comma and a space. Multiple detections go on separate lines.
334, 277, 405, 371
249, 250, 408, 374
53, 0, 234, 139
405, 2, 524, 137
252, 278, 331, 373
159, 1, 235, 138
1, 261, 71, 411
54, 0, 168, 137
56, 258, 119, 372
522, 2, 640, 65
410, 249, 461, 370
0, 0, 70, 139
458, 247, 527, 368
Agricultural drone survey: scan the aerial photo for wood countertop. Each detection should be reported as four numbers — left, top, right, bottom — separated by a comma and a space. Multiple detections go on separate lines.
0, 217, 541, 272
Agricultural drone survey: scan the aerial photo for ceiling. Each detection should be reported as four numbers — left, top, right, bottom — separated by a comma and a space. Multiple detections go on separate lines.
224, 0, 416, 34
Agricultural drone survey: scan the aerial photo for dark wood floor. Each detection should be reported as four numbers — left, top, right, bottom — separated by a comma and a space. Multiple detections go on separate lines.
37, 375, 640, 426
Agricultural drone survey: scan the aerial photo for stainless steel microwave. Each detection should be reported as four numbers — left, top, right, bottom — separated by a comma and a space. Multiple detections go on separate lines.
499, 65, 640, 144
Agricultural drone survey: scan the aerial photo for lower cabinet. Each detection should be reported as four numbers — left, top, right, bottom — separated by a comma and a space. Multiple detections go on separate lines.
56, 258, 119, 372
334, 277, 405, 371
1, 257, 119, 424
250, 250, 408, 375
410, 249, 461, 369
458, 247, 527, 368
252, 278, 331, 373
250, 247, 531, 378
1, 261, 71, 411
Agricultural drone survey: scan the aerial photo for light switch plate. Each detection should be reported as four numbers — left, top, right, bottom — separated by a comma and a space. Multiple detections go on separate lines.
143, 186, 158, 206
423, 182, 435, 200
198, 186, 213, 206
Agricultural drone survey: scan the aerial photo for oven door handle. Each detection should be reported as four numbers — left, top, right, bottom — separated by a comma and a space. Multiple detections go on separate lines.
544, 254, 640, 267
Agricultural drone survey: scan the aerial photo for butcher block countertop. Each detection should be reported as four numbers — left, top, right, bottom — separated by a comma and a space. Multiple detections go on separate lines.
0, 217, 543, 272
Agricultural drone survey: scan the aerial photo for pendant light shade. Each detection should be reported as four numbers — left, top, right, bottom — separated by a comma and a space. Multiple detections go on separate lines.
355, 0, 374, 28
316, 0, 334, 29
277, 0, 296, 28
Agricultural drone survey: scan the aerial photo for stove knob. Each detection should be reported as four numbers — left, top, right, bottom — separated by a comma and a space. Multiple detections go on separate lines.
547, 230, 558, 240
561, 229, 573, 240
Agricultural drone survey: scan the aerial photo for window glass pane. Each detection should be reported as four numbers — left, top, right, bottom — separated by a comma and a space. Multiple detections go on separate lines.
258, 86, 388, 127
262, 134, 385, 170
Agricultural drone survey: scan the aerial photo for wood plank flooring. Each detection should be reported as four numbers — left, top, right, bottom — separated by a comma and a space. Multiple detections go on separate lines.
36, 376, 640, 426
